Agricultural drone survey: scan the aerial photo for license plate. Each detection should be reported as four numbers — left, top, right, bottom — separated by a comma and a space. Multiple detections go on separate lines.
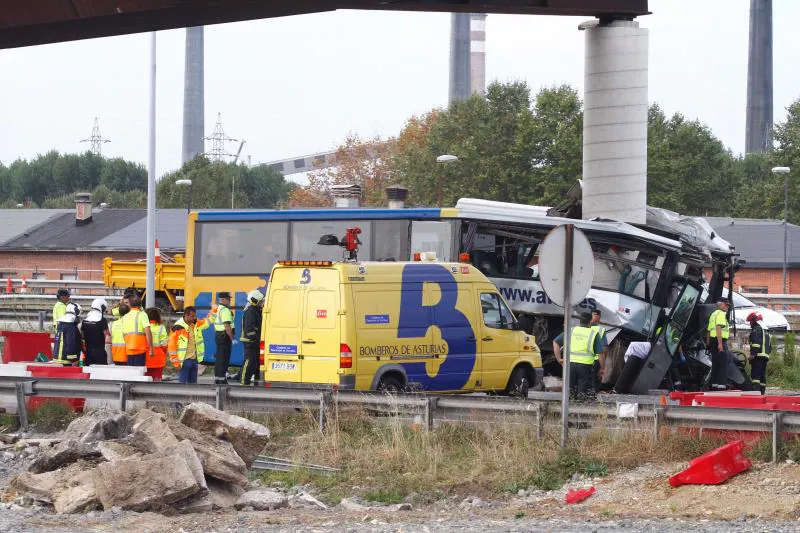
271, 361, 297, 371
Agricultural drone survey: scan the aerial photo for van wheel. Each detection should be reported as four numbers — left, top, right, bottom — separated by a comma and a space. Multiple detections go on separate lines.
377, 375, 404, 393
507, 367, 530, 399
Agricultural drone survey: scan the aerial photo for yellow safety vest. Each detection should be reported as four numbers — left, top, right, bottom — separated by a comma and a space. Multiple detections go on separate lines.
52, 301, 67, 330
111, 320, 127, 363
210, 303, 233, 332
569, 326, 597, 366
169, 318, 210, 363
707, 309, 730, 339
590, 325, 606, 362
121, 308, 149, 354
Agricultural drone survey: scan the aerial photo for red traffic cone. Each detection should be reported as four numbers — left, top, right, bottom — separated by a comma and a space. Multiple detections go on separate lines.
5, 278, 11, 294
155, 239, 162, 264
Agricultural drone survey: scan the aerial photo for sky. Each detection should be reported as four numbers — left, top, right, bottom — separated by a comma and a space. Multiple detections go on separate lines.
0, 0, 798, 181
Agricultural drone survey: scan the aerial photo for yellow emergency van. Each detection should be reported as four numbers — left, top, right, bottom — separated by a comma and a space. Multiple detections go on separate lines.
261, 260, 542, 395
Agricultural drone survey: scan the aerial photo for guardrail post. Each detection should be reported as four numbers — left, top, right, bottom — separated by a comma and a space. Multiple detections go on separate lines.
424, 397, 438, 431
319, 392, 332, 433
535, 402, 547, 439
119, 383, 130, 412
15, 382, 32, 432
215, 385, 228, 411
653, 406, 665, 443
772, 412, 783, 463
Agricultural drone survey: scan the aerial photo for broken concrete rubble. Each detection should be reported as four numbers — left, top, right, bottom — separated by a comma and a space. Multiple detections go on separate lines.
234, 489, 289, 511
10, 403, 272, 515
180, 402, 270, 465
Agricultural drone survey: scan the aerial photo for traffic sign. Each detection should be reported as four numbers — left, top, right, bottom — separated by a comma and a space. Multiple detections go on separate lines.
538, 225, 594, 307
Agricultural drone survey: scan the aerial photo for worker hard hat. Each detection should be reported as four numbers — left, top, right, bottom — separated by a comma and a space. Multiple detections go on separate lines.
247, 290, 264, 304
91, 298, 108, 313
66, 302, 81, 316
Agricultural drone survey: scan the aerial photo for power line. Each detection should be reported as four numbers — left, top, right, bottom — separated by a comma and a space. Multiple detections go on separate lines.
80, 117, 111, 155
203, 113, 238, 161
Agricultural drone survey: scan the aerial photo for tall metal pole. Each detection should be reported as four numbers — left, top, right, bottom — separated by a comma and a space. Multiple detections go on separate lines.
146, 32, 157, 308
560, 224, 574, 450
449, 12, 471, 105
784, 173, 788, 294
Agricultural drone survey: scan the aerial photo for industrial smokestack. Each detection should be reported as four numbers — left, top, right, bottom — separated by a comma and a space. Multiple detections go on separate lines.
449, 12, 471, 105
182, 26, 205, 164
745, 0, 773, 154
470, 14, 486, 96
581, 19, 649, 224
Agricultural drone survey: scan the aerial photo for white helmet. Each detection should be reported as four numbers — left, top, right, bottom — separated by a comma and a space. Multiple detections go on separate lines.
91, 298, 108, 313
247, 290, 264, 305
66, 302, 81, 316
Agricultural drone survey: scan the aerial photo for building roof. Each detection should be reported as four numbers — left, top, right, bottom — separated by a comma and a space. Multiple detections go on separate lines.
705, 217, 800, 268
0, 208, 190, 252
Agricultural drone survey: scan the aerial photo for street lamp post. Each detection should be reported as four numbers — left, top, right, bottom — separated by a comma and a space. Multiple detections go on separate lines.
176, 179, 193, 214
435, 154, 459, 206
773, 166, 791, 294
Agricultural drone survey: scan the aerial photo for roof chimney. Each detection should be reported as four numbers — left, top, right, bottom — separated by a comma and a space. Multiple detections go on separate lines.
385, 185, 409, 209
75, 192, 93, 226
330, 184, 362, 208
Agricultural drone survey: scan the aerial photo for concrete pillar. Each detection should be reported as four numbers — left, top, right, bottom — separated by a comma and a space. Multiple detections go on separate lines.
182, 26, 205, 164
582, 19, 649, 224
745, 0, 773, 154
449, 12, 471, 105
470, 14, 487, 96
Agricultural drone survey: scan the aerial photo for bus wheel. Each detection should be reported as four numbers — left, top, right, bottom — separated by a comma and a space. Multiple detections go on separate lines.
507, 367, 530, 399
377, 375, 404, 393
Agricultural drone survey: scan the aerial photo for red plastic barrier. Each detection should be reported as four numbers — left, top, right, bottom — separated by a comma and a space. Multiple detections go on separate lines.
668, 440, 751, 487
25, 364, 88, 413
0, 330, 52, 362
565, 487, 596, 504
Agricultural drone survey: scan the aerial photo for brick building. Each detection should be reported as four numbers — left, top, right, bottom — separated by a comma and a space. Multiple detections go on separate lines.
0, 201, 188, 285
706, 218, 800, 294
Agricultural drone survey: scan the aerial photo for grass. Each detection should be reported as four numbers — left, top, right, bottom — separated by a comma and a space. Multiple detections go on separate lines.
0, 413, 19, 431
245, 404, 735, 505
766, 355, 800, 390
29, 401, 78, 432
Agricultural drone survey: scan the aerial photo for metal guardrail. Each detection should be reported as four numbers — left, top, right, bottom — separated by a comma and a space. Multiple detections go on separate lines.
0, 377, 796, 462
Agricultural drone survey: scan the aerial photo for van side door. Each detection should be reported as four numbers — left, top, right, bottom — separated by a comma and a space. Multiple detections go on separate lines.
477, 290, 520, 391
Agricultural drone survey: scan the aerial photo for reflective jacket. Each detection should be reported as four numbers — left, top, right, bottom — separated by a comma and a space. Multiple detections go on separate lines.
569, 326, 598, 366
52, 301, 67, 331
209, 303, 234, 333
749, 322, 771, 358
168, 318, 210, 366
54, 321, 82, 365
240, 305, 262, 345
707, 309, 730, 339
590, 325, 606, 362
147, 322, 168, 369
122, 307, 150, 355
111, 319, 127, 363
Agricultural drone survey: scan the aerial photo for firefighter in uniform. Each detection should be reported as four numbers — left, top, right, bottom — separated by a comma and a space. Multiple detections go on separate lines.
553, 312, 604, 400
240, 290, 264, 386
209, 292, 235, 385
707, 300, 731, 390
748, 312, 771, 395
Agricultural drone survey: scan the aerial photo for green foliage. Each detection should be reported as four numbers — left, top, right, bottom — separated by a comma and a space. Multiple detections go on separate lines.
157, 156, 292, 209
766, 354, 800, 390
785, 332, 796, 367
29, 401, 77, 433
362, 489, 404, 504
521, 450, 608, 491
0, 413, 19, 430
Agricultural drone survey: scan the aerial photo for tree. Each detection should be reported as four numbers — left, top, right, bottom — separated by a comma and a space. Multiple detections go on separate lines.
157, 156, 292, 209
287, 134, 396, 208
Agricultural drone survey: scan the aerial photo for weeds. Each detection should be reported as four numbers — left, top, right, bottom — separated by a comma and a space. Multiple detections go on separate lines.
767, 355, 800, 390
29, 401, 77, 432
362, 489, 404, 504
0, 413, 18, 430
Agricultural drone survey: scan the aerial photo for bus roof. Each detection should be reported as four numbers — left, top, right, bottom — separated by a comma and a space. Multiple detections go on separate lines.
455, 198, 682, 251
196, 208, 445, 222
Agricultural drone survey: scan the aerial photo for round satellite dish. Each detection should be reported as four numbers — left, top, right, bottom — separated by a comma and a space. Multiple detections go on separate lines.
538, 225, 594, 307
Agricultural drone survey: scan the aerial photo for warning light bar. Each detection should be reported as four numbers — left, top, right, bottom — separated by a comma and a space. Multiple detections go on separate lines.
278, 261, 333, 267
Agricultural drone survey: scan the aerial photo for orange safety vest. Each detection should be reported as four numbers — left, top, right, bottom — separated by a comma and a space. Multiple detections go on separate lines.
146, 322, 168, 369
111, 320, 127, 364
122, 307, 150, 355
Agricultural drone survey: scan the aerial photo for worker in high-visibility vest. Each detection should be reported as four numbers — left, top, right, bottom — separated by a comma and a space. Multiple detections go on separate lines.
553, 312, 604, 400
748, 312, 771, 395
208, 292, 235, 385
121, 290, 153, 367
589, 309, 608, 394
52, 288, 70, 333
146, 307, 168, 381
111, 303, 130, 364
706, 300, 731, 390
168, 306, 210, 384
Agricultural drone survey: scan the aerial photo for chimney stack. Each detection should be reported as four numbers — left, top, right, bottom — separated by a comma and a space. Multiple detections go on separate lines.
75, 192, 93, 226
385, 185, 409, 209
330, 184, 362, 208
